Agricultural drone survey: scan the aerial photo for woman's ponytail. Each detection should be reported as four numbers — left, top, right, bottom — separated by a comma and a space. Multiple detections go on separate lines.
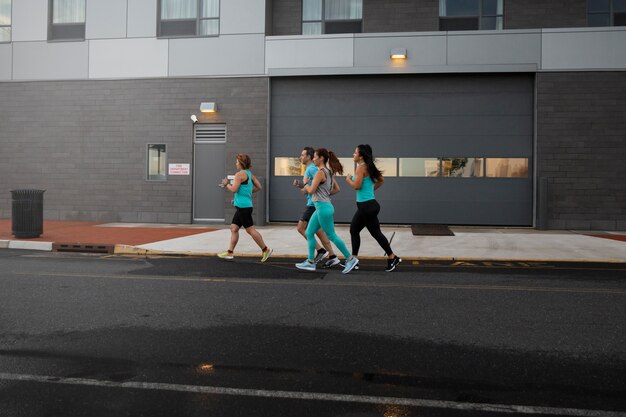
327, 151, 344, 175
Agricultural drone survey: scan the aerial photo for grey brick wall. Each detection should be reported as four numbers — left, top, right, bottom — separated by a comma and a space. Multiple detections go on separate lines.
537, 72, 626, 230
271, 0, 301, 35
0, 77, 269, 224
363, 0, 438, 32
505, 0, 587, 29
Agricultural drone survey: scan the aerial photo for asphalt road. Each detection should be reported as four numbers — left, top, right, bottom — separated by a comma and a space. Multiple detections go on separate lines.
1, 249, 625, 417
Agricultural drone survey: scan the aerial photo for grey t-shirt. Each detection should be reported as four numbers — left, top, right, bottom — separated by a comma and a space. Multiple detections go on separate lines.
312, 167, 332, 203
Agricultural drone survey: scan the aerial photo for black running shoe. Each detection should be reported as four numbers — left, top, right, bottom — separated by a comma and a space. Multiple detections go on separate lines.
314, 248, 329, 263
385, 256, 402, 272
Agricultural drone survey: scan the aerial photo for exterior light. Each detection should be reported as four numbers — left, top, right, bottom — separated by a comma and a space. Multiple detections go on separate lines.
390, 48, 407, 59
190, 114, 198, 123
200, 102, 217, 113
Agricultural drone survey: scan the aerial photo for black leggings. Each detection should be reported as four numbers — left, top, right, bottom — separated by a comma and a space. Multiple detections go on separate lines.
350, 199, 393, 256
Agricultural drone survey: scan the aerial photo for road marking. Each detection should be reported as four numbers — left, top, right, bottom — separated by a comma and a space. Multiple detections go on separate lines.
7, 271, 626, 295
0, 372, 623, 416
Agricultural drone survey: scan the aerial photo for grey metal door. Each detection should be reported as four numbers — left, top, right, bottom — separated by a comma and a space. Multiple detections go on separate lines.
193, 124, 226, 222
269, 74, 534, 226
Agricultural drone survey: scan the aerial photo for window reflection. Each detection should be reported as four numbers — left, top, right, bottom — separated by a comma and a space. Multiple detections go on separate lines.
376, 158, 397, 177
275, 157, 529, 178
485, 158, 528, 178
274, 157, 303, 176
339, 158, 355, 177
147, 144, 167, 181
442, 157, 483, 177
399, 158, 440, 177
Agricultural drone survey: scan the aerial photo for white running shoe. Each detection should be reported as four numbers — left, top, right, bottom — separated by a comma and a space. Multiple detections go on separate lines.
295, 260, 316, 271
342, 257, 359, 274
323, 257, 341, 268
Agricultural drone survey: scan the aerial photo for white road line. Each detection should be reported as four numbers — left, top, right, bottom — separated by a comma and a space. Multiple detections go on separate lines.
1, 372, 624, 416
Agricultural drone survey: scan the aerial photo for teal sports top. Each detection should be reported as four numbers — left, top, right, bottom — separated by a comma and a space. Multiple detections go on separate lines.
354, 166, 375, 202
234, 170, 253, 208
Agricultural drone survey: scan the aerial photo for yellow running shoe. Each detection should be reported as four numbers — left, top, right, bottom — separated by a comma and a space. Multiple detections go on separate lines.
261, 247, 273, 263
218, 251, 234, 260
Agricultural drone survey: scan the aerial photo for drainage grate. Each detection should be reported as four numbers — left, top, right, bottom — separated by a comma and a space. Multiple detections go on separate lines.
53, 243, 114, 254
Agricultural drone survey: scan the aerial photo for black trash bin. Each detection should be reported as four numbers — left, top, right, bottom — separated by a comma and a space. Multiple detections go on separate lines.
11, 189, 45, 238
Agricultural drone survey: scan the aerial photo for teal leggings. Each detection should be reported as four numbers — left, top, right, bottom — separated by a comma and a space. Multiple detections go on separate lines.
305, 202, 351, 261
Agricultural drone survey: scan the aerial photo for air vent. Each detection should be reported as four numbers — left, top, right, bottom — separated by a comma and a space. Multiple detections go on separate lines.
195, 124, 226, 143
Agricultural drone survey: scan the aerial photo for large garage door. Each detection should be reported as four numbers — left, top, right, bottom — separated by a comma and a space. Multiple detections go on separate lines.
270, 74, 534, 226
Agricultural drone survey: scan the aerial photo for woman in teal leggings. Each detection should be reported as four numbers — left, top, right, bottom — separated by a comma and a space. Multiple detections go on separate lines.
295, 148, 359, 274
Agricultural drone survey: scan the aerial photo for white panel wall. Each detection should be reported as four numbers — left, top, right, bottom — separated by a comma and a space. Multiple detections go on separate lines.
354, 33, 447, 68
542, 28, 626, 70
13, 42, 88, 80
89, 38, 168, 79
169, 34, 265, 76
86, 0, 127, 39
12, 0, 48, 41
265, 35, 354, 70
0, 44, 11, 80
128, 0, 157, 38
220, 0, 265, 35
447, 30, 541, 66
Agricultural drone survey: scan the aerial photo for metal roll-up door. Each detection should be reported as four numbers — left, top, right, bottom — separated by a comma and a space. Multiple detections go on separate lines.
269, 74, 534, 226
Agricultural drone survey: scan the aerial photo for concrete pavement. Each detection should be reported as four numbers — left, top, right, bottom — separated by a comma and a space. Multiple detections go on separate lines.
1, 219, 625, 263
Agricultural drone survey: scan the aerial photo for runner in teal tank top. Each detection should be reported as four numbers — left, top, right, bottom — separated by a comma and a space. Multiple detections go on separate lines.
345, 145, 402, 272
219, 153, 272, 263
234, 169, 253, 208
356, 174, 375, 202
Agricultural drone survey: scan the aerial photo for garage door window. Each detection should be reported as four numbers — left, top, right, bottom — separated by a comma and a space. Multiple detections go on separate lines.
485, 158, 528, 178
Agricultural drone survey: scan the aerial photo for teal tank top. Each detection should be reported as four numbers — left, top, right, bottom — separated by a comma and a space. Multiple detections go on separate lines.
356, 175, 375, 202
234, 170, 253, 208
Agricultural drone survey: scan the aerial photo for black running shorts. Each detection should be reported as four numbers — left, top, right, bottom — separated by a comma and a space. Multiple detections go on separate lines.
300, 205, 316, 222
232, 207, 254, 228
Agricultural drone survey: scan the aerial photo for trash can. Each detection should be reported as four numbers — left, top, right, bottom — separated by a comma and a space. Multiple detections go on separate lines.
11, 189, 45, 238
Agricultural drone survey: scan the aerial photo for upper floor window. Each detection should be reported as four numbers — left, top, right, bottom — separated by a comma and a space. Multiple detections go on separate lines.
48, 0, 85, 41
0, 0, 10, 43
588, 0, 626, 26
158, 0, 219, 38
302, 0, 362, 35
439, 0, 503, 31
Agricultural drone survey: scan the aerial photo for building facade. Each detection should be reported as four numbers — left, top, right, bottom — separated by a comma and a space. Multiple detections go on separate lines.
1, 0, 625, 229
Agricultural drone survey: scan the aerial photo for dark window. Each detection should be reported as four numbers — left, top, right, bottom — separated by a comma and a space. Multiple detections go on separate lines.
158, 0, 219, 38
302, 0, 362, 35
439, 0, 503, 31
48, 0, 85, 41
588, 0, 626, 26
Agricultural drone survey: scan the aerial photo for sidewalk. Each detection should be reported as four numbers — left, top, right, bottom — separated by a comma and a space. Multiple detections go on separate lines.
1, 219, 625, 263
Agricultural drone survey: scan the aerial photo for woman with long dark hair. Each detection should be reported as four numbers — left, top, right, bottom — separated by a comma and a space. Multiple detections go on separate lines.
295, 148, 358, 273
345, 144, 401, 272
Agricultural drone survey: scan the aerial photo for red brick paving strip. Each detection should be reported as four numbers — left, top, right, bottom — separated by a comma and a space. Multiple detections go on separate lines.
0, 220, 215, 246
591, 234, 626, 243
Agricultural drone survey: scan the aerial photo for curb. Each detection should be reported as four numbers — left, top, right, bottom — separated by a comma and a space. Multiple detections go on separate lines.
112, 245, 626, 265
2, 241, 625, 266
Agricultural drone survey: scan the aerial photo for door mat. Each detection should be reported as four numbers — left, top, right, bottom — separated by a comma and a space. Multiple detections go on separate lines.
411, 224, 455, 236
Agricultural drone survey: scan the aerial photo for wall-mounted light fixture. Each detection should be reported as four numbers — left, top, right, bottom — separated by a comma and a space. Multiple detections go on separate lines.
200, 102, 217, 113
390, 48, 407, 60
190, 114, 198, 123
